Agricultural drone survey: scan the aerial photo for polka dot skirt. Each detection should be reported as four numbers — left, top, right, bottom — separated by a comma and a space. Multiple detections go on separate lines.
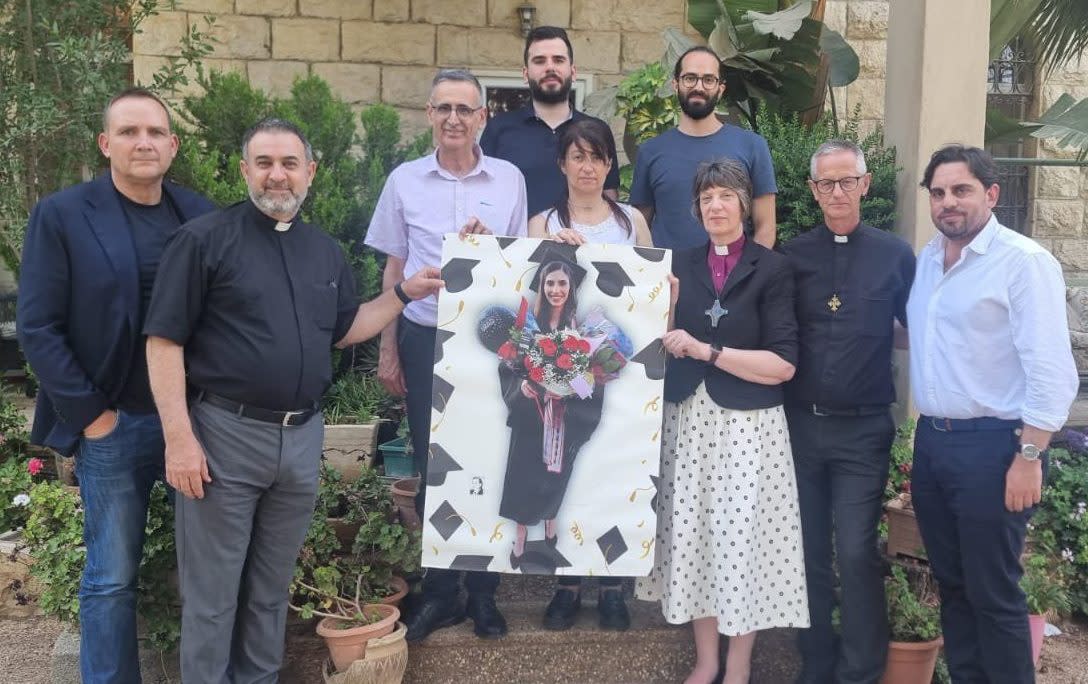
636, 383, 810, 636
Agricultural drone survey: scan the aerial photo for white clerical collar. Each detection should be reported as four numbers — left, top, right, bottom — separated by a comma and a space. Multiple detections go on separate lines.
713, 244, 729, 255
833, 234, 848, 243
274, 222, 292, 232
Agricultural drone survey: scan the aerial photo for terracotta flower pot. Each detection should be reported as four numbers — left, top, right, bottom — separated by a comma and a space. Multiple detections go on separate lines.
328, 517, 361, 553
315, 604, 399, 673
880, 637, 943, 684
390, 477, 420, 531
1029, 613, 1046, 667
379, 576, 409, 608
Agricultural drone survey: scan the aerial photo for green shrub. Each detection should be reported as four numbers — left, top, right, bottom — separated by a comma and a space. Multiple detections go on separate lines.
24, 481, 180, 651
323, 371, 388, 425
171, 72, 431, 309
1031, 435, 1088, 614
757, 105, 898, 243
616, 63, 680, 145
1020, 552, 1071, 616
886, 565, 941, 643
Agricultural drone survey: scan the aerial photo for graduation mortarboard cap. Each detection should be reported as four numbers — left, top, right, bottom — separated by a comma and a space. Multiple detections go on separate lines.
429, 500, 464, 541
591, 261, 635, 297
527, 241, 587, 292
596, 525, 629, 565
441, 258, 481, 293
451, 555, 494, 572
431, 373, 455, 413
425, 442, 463, 487
632, 338, 667, 380
433, 328, 455, 364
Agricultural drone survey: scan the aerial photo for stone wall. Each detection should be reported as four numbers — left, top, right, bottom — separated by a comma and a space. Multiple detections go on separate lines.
134, 0, 1088, 272
134, 0, 692, 141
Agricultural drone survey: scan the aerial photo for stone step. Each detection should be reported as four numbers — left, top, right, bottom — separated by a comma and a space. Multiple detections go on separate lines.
403, 600, 802, 684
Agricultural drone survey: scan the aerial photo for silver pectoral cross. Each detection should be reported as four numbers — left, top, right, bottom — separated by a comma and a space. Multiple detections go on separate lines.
705, 300, 728, 328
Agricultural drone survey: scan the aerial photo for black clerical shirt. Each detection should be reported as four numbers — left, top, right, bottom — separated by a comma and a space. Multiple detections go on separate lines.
144, 200, 359, 411
779, 223, 915, 408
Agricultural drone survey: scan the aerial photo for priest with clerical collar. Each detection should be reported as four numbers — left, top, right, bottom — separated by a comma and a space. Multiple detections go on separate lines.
779, 139, 916, 684
143, 117, 443, 683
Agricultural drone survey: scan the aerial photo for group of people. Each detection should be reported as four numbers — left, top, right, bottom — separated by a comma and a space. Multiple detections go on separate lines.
14, 22, 1077, 684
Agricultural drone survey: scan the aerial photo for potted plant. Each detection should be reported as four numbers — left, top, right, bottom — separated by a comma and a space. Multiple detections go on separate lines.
295, 465, 419, 610
389, 476, 420, 531
323, 371, 387, 482
293, 564, 400, 672
882, 566, 943, 684
1020, 552, 1071, 666
884, 421, 927, 561
378, 417, 415, 479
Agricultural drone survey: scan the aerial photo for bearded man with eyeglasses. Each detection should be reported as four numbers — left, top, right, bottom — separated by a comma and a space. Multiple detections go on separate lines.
630, 46, 778, 249
779, 139, 916, 684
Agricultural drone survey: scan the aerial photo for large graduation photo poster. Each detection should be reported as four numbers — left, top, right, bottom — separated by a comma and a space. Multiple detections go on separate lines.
421, 235, 672, 577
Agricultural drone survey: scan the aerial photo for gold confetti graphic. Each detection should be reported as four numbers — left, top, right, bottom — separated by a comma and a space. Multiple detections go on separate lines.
629, 485, 654, 503
651, 428, 660, 442
430, 393, 450, 432
461, 235, 480, 247
640, 539, 654, 559
489, 523, 505, 543
570, 521, 585, 546
431, 545, 439, 556
438, 300, 465, 328
637, 520, 645, 528
490, 275, 497, 287
445, 511, 478, 537
513, 264, 536, 292
648, 281, 664, 303
643, 396, 660, 414
495, 239, 512, 268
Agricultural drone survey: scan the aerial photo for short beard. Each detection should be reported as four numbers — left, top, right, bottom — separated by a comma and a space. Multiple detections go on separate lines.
678, 91, 720, 120
529, 75, 573, 105
251, 187, 307, 219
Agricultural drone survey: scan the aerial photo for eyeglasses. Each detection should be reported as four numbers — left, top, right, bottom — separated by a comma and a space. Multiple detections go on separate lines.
812, 176, 864, 194
430, 103, 483, 119
679, 74, 721, 89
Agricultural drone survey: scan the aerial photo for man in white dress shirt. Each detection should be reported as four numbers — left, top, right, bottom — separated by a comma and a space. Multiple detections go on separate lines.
365, 68, 528, 643
906, 145, 1077, 683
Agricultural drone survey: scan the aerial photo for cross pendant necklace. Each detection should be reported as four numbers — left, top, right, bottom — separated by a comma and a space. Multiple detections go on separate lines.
705, 300, 728, 327
827, 294, 841, 312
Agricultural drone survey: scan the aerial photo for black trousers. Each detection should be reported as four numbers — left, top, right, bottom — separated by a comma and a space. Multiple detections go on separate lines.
398, 316, 499, 601
912, 416, 1038, 684
786, 406, 894, 684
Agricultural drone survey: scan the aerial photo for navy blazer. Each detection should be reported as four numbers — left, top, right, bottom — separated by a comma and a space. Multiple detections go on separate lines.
17, 173, 215, 455
664, 240, 798, 410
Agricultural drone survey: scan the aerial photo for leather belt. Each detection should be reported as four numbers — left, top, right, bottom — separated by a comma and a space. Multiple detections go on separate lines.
794, 403, 888, 417
197, 390, 317, 427
920, 415, 1021, 432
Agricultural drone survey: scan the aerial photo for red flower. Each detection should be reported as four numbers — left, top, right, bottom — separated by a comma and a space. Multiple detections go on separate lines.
498, 341, 517, 360
562, 336, 581, 351
523, 356, 535, 370
902, 481, 911, 494
27, 458, 43, 476
578, 339, 591, 353
556, 353, 573, 370
539, 338, 558, 357
529, 367, 545, 382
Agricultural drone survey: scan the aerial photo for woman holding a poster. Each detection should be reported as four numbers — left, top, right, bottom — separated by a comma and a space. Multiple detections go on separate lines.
637, 159, 808, 684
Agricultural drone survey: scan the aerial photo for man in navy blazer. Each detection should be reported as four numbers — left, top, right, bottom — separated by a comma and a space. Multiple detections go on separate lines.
17, 87, 213, 683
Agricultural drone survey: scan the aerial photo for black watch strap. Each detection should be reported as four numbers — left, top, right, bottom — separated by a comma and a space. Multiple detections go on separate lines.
393, 281, 412, 306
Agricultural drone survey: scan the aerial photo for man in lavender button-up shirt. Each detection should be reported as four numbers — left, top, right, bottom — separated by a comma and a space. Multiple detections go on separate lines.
364, 68, 528, 644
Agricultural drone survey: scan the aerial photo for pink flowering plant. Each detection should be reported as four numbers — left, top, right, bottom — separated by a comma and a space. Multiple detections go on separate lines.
1030, 428, 1088, 614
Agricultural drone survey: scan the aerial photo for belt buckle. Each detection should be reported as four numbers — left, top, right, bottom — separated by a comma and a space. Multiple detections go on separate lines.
930, 416, 951, 432
282, 410, 304, 427
812, 404, 830, 417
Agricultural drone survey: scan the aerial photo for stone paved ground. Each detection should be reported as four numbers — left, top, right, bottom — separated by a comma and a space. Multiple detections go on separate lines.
0, 613, 1085, 683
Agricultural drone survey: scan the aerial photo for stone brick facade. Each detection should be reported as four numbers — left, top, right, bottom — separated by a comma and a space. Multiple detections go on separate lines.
134, 0, 1088, 273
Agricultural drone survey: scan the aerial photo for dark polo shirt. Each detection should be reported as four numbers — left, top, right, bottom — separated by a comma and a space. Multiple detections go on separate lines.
480, 105, 620, 217
144, 200, 359, 411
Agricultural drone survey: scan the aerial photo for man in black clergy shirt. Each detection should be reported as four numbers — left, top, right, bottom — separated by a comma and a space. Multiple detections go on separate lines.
780, 140, 915, 684
144, 118, 442, 683
479, 25, 619, 217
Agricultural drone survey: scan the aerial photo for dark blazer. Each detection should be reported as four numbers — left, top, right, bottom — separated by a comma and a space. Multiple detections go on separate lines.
16, 173, 214, 455
665, 240, 798, 410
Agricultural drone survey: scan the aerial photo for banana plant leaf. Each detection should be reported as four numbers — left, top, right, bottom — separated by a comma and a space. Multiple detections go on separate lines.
984, 106, 1040, 145
1029, 93, 1088, 160
820, 27, 859, 87
989, 0, 1044, 60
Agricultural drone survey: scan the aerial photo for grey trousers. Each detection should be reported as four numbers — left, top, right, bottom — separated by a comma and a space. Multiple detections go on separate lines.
177, 400, 322, 684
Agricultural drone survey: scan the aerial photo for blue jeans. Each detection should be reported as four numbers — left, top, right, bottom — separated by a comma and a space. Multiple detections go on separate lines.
75, 409, 165, 684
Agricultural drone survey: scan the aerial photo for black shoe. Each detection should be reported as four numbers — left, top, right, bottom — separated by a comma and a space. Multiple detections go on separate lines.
466, 593, 508, 639
543, 588, 581, 630
510, 549, 522, 570
404, 598, 465, 643
597, 589, 630, 631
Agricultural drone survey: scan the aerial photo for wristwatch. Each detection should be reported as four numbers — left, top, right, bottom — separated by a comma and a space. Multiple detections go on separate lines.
707, 345, 722, 366
1019, 443, 1042, 461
